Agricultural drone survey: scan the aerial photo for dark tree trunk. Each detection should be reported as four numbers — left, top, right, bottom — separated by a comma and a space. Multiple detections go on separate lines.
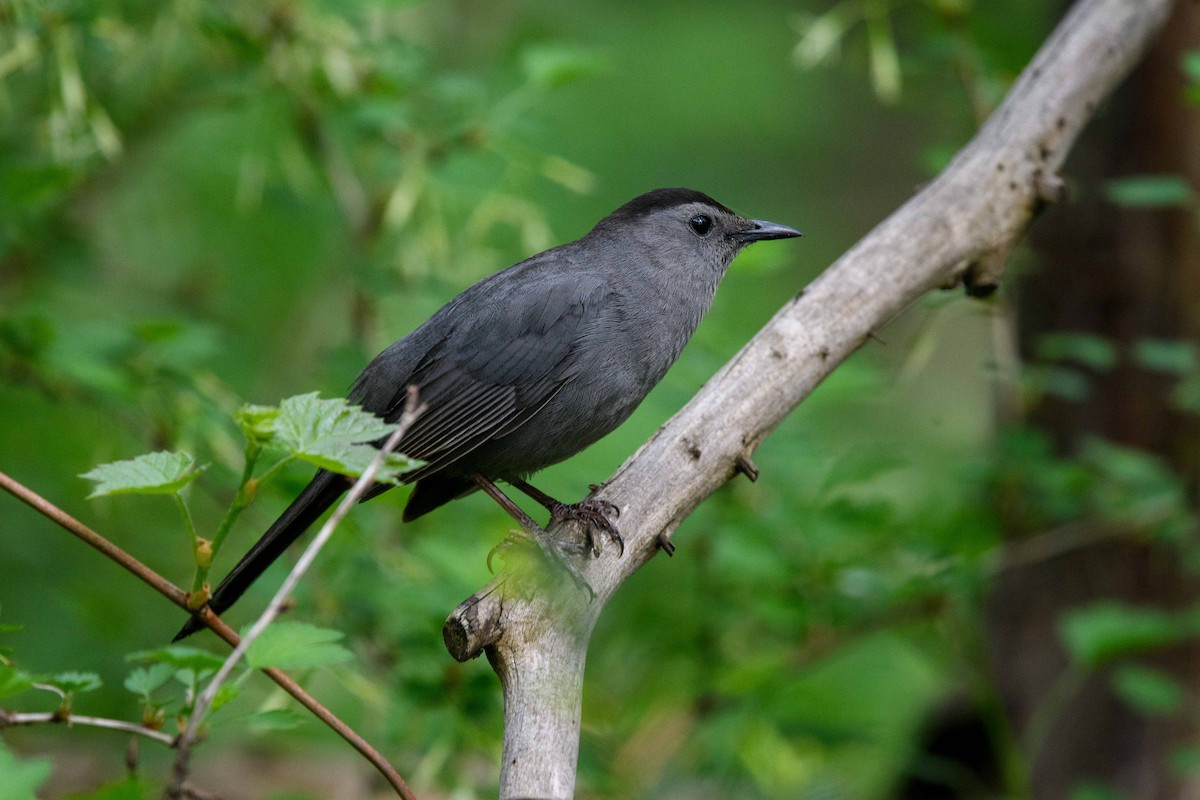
986, 6, 1200, 799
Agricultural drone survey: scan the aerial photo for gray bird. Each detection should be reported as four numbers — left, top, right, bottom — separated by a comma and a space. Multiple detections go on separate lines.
174, 188, 800, 640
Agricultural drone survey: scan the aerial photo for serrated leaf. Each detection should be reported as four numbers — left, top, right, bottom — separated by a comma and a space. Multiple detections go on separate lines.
274, 392, 397, 455
0, 665, 33, 699
126, 644, 225, 673
293, 441, 422, 484
47, 671, 102, 694
123, 664, 175, 699
235, 403, 281, 447
245, 622, 353, 670
80, 451, 205, 498
1060, 602, 1187, 666
1105, 175, 1193, 208
1112, 664, 1183, 715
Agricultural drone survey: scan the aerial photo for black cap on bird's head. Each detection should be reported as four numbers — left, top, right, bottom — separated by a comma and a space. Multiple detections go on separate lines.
590, 187, 802, 269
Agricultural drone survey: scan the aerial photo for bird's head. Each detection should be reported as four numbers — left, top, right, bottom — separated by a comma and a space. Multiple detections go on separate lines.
590, 188, 802, 278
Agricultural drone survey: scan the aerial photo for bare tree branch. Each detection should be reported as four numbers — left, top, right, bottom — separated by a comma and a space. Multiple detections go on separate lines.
442, 0, 1182, 796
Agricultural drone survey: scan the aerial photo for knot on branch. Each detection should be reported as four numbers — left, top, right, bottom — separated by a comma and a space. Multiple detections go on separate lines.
951, 163, 1067, 298
1034, 167, 1067, 211
962, 248, 1010, 298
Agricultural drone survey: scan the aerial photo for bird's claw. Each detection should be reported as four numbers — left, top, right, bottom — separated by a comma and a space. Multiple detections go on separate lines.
486, 533, 527, 574
550, 499, 623, 558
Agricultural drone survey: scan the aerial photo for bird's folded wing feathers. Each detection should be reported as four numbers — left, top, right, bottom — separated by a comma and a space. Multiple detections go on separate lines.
354, 274, 610, 482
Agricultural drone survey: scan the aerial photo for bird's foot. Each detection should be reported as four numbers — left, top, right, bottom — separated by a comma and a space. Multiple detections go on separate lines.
548, 498, 623, 558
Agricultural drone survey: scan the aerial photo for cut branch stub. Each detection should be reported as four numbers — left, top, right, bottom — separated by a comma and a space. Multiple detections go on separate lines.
444, 579, 506, 661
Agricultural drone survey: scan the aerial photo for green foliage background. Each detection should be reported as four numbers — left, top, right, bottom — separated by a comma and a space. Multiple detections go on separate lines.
7, 1, 1188, 799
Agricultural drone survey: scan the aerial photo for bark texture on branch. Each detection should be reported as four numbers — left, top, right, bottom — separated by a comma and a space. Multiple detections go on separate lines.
444, 1, 1180, 796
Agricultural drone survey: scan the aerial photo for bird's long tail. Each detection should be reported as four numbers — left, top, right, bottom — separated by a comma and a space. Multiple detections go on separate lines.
172, 470, 347, 641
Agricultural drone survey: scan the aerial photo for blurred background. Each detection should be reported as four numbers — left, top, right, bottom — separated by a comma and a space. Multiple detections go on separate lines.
2, 0, 1198, 798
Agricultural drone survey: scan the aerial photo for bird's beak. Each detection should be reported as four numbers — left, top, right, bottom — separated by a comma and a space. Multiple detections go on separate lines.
732, 219, 804, 243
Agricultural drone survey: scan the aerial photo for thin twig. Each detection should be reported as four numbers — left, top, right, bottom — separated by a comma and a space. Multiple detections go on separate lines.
0, 468, 417, 798
168, 386, 425, 799
0, 709, 176, 746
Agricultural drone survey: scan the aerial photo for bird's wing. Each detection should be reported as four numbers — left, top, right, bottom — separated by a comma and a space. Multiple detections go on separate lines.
354, 272, 610, 481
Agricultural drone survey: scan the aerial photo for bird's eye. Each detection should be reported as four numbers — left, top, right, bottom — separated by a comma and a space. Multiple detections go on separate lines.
689, 215, 713, 236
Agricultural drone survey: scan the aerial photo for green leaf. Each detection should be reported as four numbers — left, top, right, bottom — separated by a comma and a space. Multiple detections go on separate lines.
1170, 745, 1200, 776
520, 44, 606, 89
1111, 664, 1183, 715
61, 776, 151, 800
1181, 51, 1200, 84
46, 671, 103, 694
864, 3, 901, 103
1026, 365, 1091, 402
235, 403, 281, 447
1060, 602, 1188, 666
0, 742, 51, 800
126, 644, 226, 673
293, 442, 422, 484
1133, 338, 1197, 375
244, 707, 306, 732
245, 622, 354, 670
1105, 175, 1193, 208
819, 447, 905, 496
80, 451, 205, 498
123, 664, 175, 699
0, 665, 33, 699
210, 680, 241, 712
270, 392, 422, 481
274, 392, 395, 454
1038, 332, 1118, 371
1079, 439, 1171, 489
793, 5, 857, 69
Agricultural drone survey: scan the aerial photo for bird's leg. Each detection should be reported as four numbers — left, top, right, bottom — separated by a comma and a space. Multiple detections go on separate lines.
472, 474, 593, 596
506, 477, 623, 558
